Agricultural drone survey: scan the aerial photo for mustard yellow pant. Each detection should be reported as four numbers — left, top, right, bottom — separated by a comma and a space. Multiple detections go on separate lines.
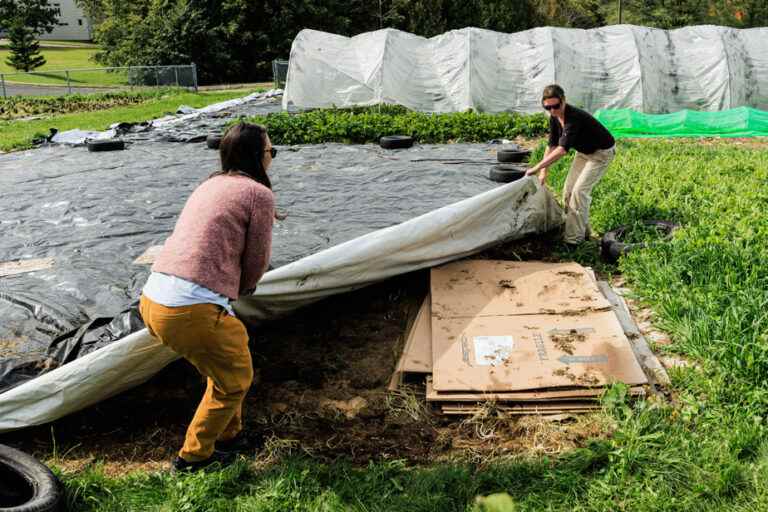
139, 295, 253, 462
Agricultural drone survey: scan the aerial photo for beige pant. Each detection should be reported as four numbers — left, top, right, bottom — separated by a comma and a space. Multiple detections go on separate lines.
562, 146, 615, 244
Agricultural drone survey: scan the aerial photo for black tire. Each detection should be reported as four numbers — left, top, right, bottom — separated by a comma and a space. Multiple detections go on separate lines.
379, 135, 414, 150
489, 164, 528, 183
206, 134, 222, 150
185, 134, 207, 144
497, 149, 531, 163
86, 139, 125, 152
0, 444, 61, 512
600, 220, 679, 263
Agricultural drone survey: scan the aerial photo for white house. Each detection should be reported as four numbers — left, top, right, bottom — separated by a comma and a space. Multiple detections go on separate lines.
38, 0, 92, 41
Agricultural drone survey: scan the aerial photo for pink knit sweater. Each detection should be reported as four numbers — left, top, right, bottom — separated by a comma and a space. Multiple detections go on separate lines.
152, 174, 274, 300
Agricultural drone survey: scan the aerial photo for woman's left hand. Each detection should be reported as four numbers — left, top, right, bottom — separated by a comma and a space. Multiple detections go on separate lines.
525, 165, 540, 176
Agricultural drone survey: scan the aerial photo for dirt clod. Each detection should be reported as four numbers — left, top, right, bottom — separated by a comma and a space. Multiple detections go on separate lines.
550, 329, 587, 355
320, 397, 369, 419
498, 279, 516, 291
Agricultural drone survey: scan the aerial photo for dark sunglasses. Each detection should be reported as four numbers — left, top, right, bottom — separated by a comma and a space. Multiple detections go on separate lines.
265, 147, 277, 158
543, 102, 562, 111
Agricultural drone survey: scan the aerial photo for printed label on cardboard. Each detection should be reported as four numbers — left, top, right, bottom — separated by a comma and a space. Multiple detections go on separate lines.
473, 335, 514, 366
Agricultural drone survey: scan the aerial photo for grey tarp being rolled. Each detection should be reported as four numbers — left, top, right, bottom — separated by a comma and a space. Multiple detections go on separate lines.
283, 25, 768, 114
0, 132, 563, 431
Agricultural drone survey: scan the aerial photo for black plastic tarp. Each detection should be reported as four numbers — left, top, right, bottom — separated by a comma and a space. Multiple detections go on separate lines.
0, 99, 509, 393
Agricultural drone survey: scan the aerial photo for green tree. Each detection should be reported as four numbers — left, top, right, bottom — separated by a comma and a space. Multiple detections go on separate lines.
385, 0, 542, 37
538, 0, 605, 28
5, 19, 47, 71
598, 0, 706, 28
73, 0, 129, 25
474, 0, 543, 32
707, 0, 768, 27
5, 21, 45, 71
385, 0, 447, 37
84, 0, 383, 84
0, 0, 58, 33
0, 0, 57, 72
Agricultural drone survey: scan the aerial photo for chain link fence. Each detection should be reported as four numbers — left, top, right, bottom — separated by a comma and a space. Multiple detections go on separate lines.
0, 64, 198, 98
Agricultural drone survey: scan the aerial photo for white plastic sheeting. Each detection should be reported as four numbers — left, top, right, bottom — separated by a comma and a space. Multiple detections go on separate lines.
0, 177, 562, 432
283, 25, 768, 114
151, 89, 283, 128
49, 90, 284, 146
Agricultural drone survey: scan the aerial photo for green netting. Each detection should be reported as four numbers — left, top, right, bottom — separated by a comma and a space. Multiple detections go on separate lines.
594, 107, 768, 138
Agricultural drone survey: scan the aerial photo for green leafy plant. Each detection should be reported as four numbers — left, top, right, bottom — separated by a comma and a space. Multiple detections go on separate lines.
242, 106, 549, 145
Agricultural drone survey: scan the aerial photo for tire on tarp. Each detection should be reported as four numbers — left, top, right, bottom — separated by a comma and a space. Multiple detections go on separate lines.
489, 164, 528, 183
0, 444, 61, 512
206, 133, 222, 150
379, 135, 414, 150
497, 149, 531, 163
600, 220, 679, 263
86, 139, 125, 152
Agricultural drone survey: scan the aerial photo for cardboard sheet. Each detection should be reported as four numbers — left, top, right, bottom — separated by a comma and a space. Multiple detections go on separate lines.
0, 258, 54, 277
432, 310, 648, 392
388, 294, 433, 391
133, 245, 164, 265
441, 402, 600, 415
401, 294, 433, 373
430, 260, 646, 392
430, 260, 611, 319
425, 377, 645, 402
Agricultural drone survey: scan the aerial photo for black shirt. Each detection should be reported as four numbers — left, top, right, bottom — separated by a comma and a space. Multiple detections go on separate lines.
548, 104, 615, 154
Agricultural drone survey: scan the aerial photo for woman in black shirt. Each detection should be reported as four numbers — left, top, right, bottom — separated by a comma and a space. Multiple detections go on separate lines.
526, 84, 616, 246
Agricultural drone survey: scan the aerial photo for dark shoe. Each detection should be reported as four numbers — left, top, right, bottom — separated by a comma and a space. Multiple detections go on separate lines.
171, 450, 236, 474
217, 431, 264, 454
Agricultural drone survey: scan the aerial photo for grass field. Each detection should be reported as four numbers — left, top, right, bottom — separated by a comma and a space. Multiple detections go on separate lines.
0, 44, 130, 86
0, 88, 262, 152
32, 137, 768, 511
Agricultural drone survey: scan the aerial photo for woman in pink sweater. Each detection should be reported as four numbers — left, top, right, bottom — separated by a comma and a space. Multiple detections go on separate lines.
139, 122, 275, 472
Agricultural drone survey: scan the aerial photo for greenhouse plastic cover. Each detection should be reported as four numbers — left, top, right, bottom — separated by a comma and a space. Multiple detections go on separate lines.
595, 106, 768, 138
283, 25, 768, 114
0, 133, 562, 431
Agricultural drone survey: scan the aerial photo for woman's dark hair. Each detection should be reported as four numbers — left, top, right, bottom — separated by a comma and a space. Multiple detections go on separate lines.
542, 84, 565, 103
214, 122, 272, 190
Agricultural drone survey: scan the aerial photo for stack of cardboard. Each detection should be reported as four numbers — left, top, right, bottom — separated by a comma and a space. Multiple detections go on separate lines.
390, 260, 665, 415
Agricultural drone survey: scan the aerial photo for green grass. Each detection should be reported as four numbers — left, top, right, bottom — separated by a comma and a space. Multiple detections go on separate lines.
0, 89, 261, 152
0, 39, 98, 48
37, 40, 99, 48
0, 46, 128, 86
50, 138, 768, 511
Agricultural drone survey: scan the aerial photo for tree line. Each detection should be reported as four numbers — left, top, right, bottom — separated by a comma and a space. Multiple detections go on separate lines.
2, 0, 768, 82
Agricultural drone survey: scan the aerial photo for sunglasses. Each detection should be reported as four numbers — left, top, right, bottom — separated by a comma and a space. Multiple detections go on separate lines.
265, 147, 277, 158
543, 102, 562, 111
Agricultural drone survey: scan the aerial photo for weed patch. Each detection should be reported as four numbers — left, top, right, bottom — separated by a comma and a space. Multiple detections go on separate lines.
0, 90, 173, 120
